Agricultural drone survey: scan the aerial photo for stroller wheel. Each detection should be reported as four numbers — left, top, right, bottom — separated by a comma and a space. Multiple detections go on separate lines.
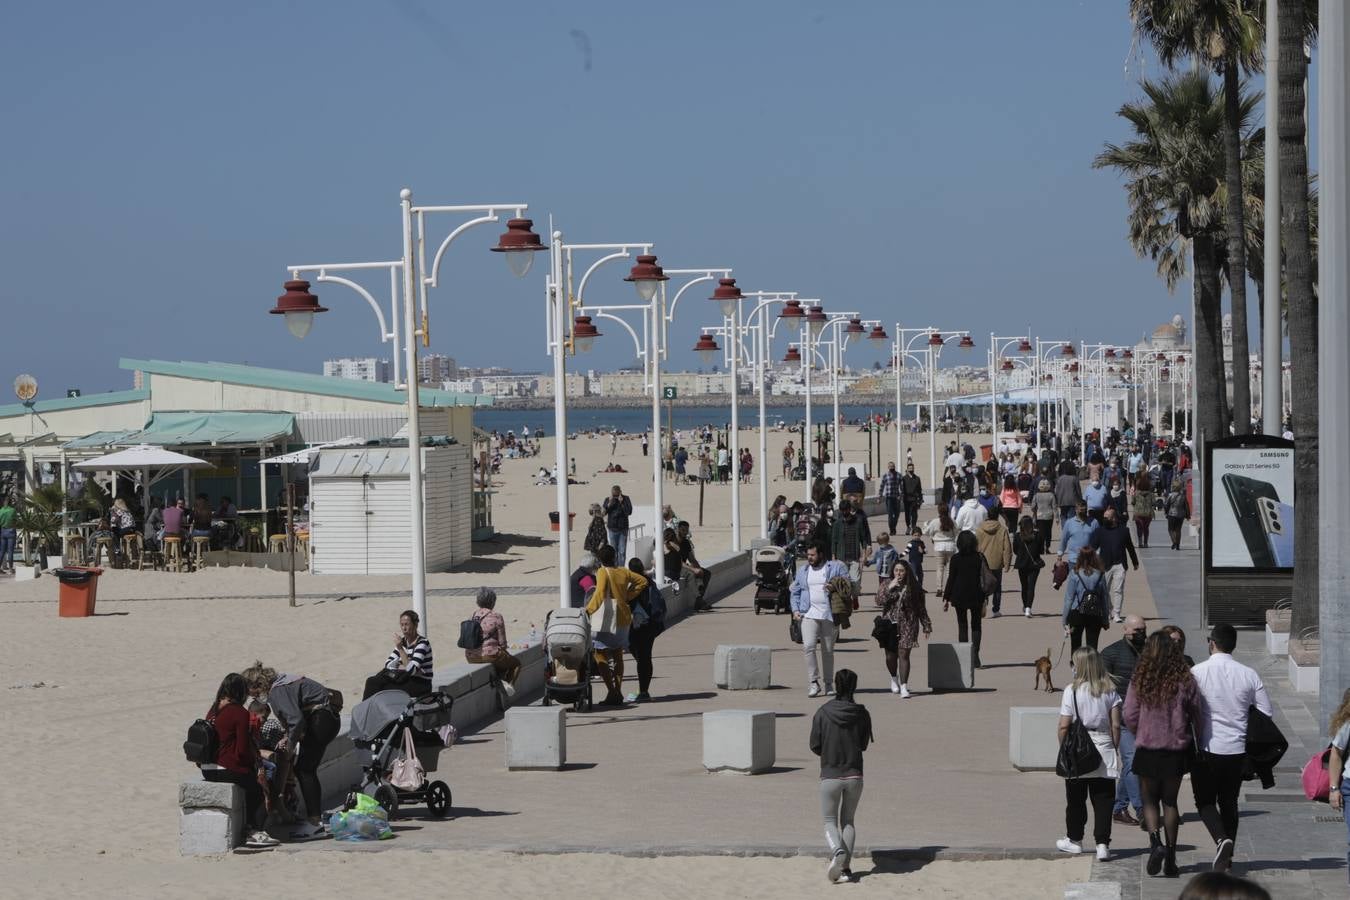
426, 780, 452, 818
541, 693, 552, 706
373, 784, 399, 818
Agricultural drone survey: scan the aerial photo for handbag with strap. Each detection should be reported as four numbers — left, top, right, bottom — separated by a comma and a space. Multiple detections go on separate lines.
789, 616, 803, 644
979, 553, 999, 596
1301, 747, 1332, 801
1055, 687, 1103, 779
389, 726, 425, 791
588, 570, 619, 638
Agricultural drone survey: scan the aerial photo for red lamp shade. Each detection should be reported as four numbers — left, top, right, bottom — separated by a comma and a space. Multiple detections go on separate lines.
868, 324, 889, 342
783, 346, 802, 364
1060, 343, 1076, 357
845, 317, 866, 335
490, 218, 547, 277
1121, 349, 1134, 359
271, 280, 328, 339
1104, 347, 1117, 359
1160, 366, 1171, 382
1017, 338, 1033, 353
1156, 352, 1167, 362
805, 305, 828, 338
1000, 358, 1014, 372
957, 334, 975, 349
572, 315, 601, 353
709, 277, 742, 317
778, 299, 806, 333
1175, 355, 1186, 364
623, 254, 668, 301
692, 333, 721, 366
928, 332, 944, 346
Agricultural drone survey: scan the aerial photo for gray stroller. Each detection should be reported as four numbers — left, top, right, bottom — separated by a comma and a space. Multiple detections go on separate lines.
347, 690, 453, 818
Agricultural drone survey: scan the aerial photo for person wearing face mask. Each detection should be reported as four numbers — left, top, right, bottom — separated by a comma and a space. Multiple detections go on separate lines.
1083, 476, 1109, 524
1101, 615, 1148, 827
1090, 508, 1139, 623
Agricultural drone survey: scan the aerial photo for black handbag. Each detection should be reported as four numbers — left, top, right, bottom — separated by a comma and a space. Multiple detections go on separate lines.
1055, 687, 1103, 778
871, 615, 896, 649
789, 616, 803, 644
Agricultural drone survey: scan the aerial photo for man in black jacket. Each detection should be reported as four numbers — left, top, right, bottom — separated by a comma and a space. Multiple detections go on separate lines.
1089, 508, 1139, 623
900, 463, 924, 532
1101, 615, 1147, 826
602, 485, 633, 562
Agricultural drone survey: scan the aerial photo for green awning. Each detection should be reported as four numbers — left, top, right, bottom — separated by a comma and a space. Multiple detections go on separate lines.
119, 412, 296, 448
63, 430, 136, 450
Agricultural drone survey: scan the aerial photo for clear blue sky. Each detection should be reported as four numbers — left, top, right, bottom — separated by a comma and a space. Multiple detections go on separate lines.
1, 1, 1302, 398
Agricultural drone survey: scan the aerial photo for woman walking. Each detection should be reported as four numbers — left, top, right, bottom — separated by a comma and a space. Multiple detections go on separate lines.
1327, 687, 1350, 883
809, 669, 873, 885
998, 474, 1023, 532
1164, 482, 1189, 551
1062, 546, 1109, 651
1055, 647, 1122, 861
1123, 633, 1203, 879
942, 530, 986, 669
625, 557, 666, 702
1013, 515, 1045, 617
922, 505, 958, 593
878, 559, 931, 697
1131, 473, 1156, 548
1032, 477, 1056, 549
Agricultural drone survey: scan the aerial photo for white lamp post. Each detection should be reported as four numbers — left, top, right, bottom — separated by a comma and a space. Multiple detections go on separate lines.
988, 333, 1032, 453
272, 188, 544, 632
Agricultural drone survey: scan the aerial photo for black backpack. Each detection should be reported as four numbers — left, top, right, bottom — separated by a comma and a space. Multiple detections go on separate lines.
1077, 585, 1105, 619
457, 616, 484, 650
183, 718, 219, 765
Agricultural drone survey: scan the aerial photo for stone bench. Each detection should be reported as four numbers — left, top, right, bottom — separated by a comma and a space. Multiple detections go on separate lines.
1009, 707, 1061, 771
505, 705, 566, 770
703, 709, 775, 774
1288, 637, 1320, 693
179, 778, 245, 855
1265, 609, 1291, 656
928, 642, 974, 691
714, 644, 772, 690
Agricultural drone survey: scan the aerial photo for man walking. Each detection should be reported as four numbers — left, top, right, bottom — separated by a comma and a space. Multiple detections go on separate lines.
1101, 615, 1147, 827
840, 467, 866, 508
974, 515, 1013, 616
789, 542, 849, 697
602, 485, 632, 562
1191, 624, 1273, 873
901, 462, 924, 533
954, 492, 987, 533
830, 501, 872, 589
1089, 508, 1139, 623
1058, 501, 1098, 565
641, 431, 649, 457
877, 462, 902, 535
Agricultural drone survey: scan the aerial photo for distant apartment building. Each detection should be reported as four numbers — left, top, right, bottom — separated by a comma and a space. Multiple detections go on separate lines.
443, 374, 538, 398
597, 370, 739, 398
537, 373, 589, 398
418, 354, 458, 384
323, 357, 392, 383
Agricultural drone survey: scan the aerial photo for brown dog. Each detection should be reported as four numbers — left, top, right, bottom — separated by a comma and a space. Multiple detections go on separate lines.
1034, 647, 1055, 692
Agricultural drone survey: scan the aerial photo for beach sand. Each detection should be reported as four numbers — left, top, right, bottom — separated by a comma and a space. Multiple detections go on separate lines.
2, 422, 1081, 899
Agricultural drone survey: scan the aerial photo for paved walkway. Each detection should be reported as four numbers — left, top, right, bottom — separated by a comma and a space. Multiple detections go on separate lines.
1088, 544, 1347, 899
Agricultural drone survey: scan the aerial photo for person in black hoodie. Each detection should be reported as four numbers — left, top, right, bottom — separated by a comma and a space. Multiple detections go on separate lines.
809, 669, 873, 885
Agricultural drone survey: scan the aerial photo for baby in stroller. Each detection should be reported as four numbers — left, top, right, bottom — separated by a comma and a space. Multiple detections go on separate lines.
347, 690, 454, 819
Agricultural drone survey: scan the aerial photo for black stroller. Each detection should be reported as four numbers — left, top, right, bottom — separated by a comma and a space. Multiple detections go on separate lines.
347, 690, 453, 818
752, 546, 792, 614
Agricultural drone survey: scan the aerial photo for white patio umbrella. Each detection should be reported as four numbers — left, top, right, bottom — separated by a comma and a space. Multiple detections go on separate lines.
74, 444, 210, 510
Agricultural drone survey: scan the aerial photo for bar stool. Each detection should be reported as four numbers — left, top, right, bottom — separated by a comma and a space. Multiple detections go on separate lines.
245, 527, 265, 554
65, 534, 87, 566
297, 533, 310, 566
190, 536, 211, 570
93, 535, 117, 568
163, 536, 184, 573
268, 534, 288, 554
121, 533, 145, 570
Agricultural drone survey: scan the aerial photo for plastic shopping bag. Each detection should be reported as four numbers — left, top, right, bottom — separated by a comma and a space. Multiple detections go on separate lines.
328, 810, 393, 841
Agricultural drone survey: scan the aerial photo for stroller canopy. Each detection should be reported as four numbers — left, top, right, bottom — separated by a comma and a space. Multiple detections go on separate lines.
349, 690, 411, 742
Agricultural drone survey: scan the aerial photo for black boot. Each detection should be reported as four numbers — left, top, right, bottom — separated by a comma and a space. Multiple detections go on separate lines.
1163, 842, 1180, 878
1146, 831, 1165, 877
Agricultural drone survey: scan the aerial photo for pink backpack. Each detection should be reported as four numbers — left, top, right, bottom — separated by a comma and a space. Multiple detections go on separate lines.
1300, 748, 1331, 801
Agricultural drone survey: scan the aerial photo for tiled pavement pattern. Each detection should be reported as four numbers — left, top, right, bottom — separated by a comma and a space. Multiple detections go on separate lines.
1088, 545, 1347, 898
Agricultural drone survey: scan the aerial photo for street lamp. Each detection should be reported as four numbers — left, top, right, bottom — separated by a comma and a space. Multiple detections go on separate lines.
1079, 342, 1119, 463
273, 189, 543, 632
693, 333, 720, 365
1032, 338, 1074, 454
989, 333, 1031, 453
892, 326, 972, 501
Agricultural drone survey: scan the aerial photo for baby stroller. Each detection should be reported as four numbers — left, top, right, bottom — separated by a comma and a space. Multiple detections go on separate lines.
752, 546, 792, 615
347, 690, 453, 819
541, 607, 593, 712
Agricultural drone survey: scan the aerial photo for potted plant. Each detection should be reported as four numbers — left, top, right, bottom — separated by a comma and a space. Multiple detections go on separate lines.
15, 483, 65, 573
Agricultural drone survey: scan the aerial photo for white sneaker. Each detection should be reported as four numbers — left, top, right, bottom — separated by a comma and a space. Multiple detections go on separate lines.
826, 849, 847, 883
1096, 843, 1110, 861
890, 679, 901, 694
1056, 837, 1082, 855
899, 685, 911, 699
808, 682, 821, 698
246, 830, 280, 848
1024, 608, 1032, 618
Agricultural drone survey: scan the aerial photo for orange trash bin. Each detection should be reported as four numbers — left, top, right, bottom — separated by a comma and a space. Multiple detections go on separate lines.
55, 566, 103, 617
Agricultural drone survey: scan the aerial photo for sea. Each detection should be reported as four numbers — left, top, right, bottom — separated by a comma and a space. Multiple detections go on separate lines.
475, 403, 924, 436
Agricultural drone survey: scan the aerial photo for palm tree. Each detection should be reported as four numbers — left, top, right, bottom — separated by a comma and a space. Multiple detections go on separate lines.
1131, 0, 1266, 433
1276, 0, 1318, 637
1094, 70, 1261, 444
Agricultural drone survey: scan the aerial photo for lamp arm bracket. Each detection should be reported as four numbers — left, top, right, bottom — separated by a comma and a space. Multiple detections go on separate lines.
425, 213, 502, 289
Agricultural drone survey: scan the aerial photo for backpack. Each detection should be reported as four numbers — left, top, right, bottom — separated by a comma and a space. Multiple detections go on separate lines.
457, 615, 484, 650
1077, 578, 1105, 619
183, 717, 219, 765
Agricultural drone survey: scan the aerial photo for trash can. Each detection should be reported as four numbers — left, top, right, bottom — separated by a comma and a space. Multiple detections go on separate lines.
55, 566, 103, 618
547, 512, 576, 532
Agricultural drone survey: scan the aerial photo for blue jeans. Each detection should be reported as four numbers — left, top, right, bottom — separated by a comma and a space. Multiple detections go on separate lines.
607, 528, 627, 563
1114, 726, 1142, 815
0, 527, 15, 569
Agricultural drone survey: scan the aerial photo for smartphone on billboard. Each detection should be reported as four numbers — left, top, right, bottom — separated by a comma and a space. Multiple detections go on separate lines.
1220, 473, 1279, 568
1256, 496, 1295, 568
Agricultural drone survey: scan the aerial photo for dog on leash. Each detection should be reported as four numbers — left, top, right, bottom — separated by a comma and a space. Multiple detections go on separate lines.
1034, 648, 1055, 692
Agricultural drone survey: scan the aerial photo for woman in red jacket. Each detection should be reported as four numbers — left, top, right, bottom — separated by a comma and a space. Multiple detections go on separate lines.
205, 673, 278, 847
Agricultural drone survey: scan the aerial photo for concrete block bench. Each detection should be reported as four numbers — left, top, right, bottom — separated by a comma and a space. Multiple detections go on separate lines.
1009, 707, 1062, 771
928, 642, 974, 691
1288, 638, 1320, 693
179, 778, 245, 855
714, 644, 772, 690
505, 705, 566, 770
703, 709, 775, 774
1265, 609, 1291, 656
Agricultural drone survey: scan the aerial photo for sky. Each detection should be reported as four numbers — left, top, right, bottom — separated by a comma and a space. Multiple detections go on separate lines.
1, 1, 1315, 400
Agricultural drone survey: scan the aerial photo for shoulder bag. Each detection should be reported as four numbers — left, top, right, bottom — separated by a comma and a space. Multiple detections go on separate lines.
789, 616, 803, 644
588, 571, 619, 638
978, 553, 999, 596
389, 726, 426, 790
1055, 688, 1103, 779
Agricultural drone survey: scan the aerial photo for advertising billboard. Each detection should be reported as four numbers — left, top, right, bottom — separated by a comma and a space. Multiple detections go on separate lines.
1208, 440, 1295, 570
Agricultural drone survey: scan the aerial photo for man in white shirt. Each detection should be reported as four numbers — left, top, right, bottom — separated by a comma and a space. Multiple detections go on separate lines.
954, 493, 987, 533
1190, 624, 1273, 873
789, 542, 848, 698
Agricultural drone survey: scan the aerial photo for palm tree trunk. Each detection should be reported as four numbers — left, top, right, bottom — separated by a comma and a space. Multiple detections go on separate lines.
1221, 59, 1253, 434
1193, 234, 1230, 443
1278, 0, 1317, 638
